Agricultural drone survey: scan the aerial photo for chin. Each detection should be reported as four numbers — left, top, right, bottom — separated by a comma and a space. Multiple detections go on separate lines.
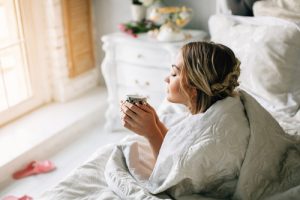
166, 96, 172, 102
166, 96, 177, 103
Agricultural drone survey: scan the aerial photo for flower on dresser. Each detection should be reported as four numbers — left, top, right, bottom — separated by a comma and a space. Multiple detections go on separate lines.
118, 20, 160, 38
118, 24, 138, 38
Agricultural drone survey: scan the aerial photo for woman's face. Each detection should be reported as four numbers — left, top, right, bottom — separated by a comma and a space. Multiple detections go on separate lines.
164, 52, 190, 105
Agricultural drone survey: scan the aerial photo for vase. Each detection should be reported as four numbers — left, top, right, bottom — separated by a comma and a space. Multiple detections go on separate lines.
131, 4, 147, 22
147, 1, 165, 17
147, 1, 168, 25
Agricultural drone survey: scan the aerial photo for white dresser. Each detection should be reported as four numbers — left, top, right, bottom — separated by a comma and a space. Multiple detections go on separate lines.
101, 30, 207, 131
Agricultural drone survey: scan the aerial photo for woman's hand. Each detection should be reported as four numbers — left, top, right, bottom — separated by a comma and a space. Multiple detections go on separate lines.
120, 100, 164, 158
120, 101, 161, 139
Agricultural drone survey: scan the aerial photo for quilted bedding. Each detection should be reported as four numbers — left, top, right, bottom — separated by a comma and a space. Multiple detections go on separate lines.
39, 91, 300, 200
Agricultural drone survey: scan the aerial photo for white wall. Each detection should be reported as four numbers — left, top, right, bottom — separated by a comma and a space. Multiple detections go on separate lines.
92, 0, 216, 84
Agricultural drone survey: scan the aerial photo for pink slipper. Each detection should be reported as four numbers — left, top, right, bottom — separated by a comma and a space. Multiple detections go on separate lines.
2, 195, 33, 200
12, 160, 56, 180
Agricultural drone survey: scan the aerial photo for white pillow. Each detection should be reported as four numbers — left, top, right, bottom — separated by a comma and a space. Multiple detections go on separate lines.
253, 0, 300, 23
209, 14, 300, 116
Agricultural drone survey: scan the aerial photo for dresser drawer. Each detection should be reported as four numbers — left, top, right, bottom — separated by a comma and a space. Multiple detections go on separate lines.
117, 86, 166, 109
115, 44, 171, 68
116, 63, 169, 92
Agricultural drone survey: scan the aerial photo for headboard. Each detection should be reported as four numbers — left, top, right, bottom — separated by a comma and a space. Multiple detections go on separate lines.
221, 0, 262, 16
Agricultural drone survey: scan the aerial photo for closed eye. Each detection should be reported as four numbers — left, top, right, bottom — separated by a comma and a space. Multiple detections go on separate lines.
170, 64, 180, 77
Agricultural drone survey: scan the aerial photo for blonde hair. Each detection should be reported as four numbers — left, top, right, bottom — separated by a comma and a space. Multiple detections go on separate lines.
180, 41, 240, 114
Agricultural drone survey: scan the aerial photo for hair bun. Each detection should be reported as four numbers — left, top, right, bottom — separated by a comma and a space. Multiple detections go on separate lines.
211, 59, 240, 96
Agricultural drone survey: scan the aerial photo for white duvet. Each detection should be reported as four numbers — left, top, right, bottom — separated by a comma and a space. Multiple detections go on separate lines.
40, 91, 300, 200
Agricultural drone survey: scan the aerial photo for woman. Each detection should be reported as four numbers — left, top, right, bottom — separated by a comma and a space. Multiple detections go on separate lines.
120, 41, 241, 159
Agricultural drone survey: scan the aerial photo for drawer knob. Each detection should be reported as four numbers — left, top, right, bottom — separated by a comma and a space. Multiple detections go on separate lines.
145, 81, 150, 86
134, 79, 139, 84
137, 54, 143, 59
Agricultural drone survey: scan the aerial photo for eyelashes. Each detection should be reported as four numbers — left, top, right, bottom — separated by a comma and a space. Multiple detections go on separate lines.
170, 69, 177, 77
171, 64, 180, 77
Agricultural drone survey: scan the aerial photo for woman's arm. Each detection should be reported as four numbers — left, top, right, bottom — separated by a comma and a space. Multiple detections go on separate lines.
120, 101, 165, 158
143, 125, 163, 158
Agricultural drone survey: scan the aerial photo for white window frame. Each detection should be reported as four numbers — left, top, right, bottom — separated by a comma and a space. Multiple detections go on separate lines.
0, 0, 50, 126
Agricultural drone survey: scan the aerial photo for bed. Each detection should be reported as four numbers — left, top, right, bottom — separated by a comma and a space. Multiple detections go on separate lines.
39, 0, 300, 199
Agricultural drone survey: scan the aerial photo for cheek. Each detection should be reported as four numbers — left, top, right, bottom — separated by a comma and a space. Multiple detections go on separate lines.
168, 78, 184, 100
169, 80, 180, 93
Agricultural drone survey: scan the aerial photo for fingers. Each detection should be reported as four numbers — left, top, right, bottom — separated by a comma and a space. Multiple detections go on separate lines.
136, 103, 155, 114
121, 113, 133, 128
120, 100, 140, 131
121, 103, 137, 119
123, 101, 149, 115
120, 101, 147, 126
120, 100, 156, 125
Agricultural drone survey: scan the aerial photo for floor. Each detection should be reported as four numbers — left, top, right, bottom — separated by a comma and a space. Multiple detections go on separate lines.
0, 117, 131, 199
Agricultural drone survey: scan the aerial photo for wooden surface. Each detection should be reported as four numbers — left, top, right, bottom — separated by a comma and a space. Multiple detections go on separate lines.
62, 0, 95, 78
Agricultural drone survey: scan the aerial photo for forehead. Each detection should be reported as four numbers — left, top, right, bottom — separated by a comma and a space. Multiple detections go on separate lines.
175, 51, 183, 65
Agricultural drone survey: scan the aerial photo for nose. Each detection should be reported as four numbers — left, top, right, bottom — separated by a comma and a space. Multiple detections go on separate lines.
164, 76, 169, 83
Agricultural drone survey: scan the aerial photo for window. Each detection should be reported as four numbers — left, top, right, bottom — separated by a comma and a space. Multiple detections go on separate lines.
0, 0, 49, 126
